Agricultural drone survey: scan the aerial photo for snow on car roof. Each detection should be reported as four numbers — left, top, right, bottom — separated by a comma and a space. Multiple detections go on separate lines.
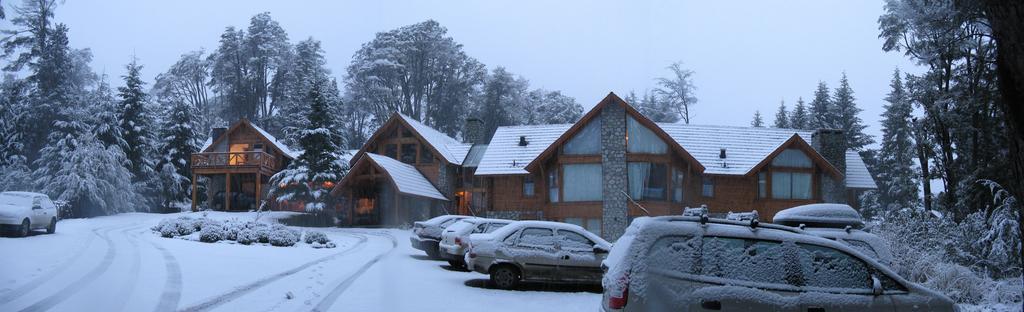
420, 214, 471, 226
485, 220, 611, 246
772, 203, 865, 227
365, 153, 448, 200
0, 191, 43, 197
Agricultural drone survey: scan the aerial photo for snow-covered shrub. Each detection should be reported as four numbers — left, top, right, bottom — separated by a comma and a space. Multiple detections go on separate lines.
199, 226, 224, 243
304, 231, 329, 245
237, 229, 258, 245
921, 262, 989, 304
221, 220, 242, 241
269, 229, 299, 247
255, 224, 272, 244
177, 221, 195, 236
160, 223, 178, 238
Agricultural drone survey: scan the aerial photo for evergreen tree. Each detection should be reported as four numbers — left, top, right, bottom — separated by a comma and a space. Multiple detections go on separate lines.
155, 100, 201, 209
773, 99, 789, 128
117, 59, 155, 181
789, 97, 809, 129
751, 110, 764, 127
474, 67, 528, 141
809, 81, 832, 129
876, 69, 919, 210
831, 73, 873, 150
268, 78, 347, 213
654, 62, 698, 124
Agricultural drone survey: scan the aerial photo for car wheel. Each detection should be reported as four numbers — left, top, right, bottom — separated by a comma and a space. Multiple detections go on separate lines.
490, 265, 520, 290
19, 219, 30, 237
447, 259, 465, 269
46, 218, 56, 234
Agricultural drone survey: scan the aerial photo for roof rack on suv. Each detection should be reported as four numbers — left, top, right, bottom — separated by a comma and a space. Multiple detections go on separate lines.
658, 215, 806, 235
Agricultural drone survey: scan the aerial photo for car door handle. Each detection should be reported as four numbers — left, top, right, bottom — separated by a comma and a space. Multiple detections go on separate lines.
561, 255, 570, 260
701, 299, 721, 310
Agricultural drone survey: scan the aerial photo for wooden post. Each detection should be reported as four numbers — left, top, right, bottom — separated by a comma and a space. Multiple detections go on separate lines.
225, 173, 232, 211
255, 173, 262, 211
191, 174, 198, 212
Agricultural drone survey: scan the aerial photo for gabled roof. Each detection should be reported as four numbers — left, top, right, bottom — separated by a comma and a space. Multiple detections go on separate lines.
846, 151, 877, 189
744, 133, 843, 179
340, 153, 447, 201
523, 92, 704, 173
475, 124, 572, 175
201, 119, 297, 159
659, 124, 817, 176
351, 113, 472, 166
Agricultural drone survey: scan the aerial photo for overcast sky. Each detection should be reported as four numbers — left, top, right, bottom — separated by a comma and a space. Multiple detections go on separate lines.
22, 0, 920, 146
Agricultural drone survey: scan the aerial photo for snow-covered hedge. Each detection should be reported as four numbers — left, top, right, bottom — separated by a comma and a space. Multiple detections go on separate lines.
151, 216, 333, 248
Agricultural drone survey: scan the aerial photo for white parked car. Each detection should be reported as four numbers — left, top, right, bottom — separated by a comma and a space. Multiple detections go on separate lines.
410, 214, 471, 259
465, 220, 612, 289
601, 216, 954, 311
773, 203, 893, 266
0, 191, 59, 237
438, 218, 512, 268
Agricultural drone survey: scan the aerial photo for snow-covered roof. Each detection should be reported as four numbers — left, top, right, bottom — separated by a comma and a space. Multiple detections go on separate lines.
845, 151, 877, 189
397, 114, 472, 165
365, 153, 447, 201
659, 124, 813, 175
462, 144, 489, 168
474, 124, 572, 175
199, 120, 298, 159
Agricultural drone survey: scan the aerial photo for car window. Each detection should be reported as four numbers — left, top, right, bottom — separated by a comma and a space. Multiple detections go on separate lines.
557, 230, 594, 250
701, 237, 803, 288
795, 243, 872, 291
32, 197, 41, 207
485, 223, 509, 233
517, 228, 556, 248
502, 230, 519, 245
474, 223, 487, 233
646, 235, 701, 274
42, 198, 56, 210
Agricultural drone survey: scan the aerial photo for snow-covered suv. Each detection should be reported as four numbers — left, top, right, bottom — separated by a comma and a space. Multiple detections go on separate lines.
410, 215, 471, 259
0, 191, 58, 237
600, 216, 954, 311
465, 221, 612, 290
773, 203, 894, 266
438, 217, 511, 268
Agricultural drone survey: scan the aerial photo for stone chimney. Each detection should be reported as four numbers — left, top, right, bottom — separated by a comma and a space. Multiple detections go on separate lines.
464, 118, 485, 144
812, 129, 847, 203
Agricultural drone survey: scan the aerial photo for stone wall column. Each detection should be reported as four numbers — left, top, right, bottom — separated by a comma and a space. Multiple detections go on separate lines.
812, 129, 847, 203
600, 104, 628, 241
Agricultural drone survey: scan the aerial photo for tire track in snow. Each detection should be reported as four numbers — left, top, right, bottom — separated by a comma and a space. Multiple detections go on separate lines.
311, 231, 398, 312
178, 233, 369, 312
0, 223, 119, 303
139, 229, 184, 312
17, 224, 136, 312
106, 227, 144, 312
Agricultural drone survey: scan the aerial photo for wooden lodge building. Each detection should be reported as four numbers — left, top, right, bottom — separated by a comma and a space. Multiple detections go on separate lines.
189, 93, 876, 240
327, 93, 877, 240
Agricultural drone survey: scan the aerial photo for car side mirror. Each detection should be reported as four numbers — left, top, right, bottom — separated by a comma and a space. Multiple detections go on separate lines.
871, 275, 883, 296
593, 246, 609, 254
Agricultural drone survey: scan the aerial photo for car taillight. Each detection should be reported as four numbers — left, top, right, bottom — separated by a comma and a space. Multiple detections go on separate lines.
468, 252, 477, 259
454, 237, 462, 246
606, 275, 629, 310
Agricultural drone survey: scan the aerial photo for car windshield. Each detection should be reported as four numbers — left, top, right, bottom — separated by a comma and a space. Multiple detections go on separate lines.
841, 239, 880, 260
0, 193, 32, 207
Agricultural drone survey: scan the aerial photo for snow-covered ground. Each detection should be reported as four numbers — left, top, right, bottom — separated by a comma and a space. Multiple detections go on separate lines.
0, 212, 600, 312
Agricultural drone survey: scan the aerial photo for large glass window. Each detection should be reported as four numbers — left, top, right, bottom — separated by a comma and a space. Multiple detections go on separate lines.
672, 167, 685, 203
628, 162, 667, 200
400, 144, 417, 164
563, 116, 602, 155
548, 170, 559, 203
758, 172, 768, 199
384, 144, 397, 159
419, 144, 434, 163
563, 164, 603, 201
627, 116, 668, 154
772, 149, 812, 168
772, 172, 812, 199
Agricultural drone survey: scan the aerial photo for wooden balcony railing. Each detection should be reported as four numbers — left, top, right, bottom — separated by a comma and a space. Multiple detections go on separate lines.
191, 151, 277, 171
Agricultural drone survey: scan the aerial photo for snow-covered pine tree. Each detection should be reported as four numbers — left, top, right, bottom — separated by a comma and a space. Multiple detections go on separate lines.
0, 75, 30, 191
876, 69, 919, 210
268, 78, 346, 213
809, 82, 832, 129
831, 73, 874, 150
773, 99, 789, 128
789, 97, 809, 130
524, 89, 583, 125
155, 99, 201, 210
276, 38, 330, 148
474, 67, 528, 141
118, 59, 155, 178
751, 110, 764, 127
